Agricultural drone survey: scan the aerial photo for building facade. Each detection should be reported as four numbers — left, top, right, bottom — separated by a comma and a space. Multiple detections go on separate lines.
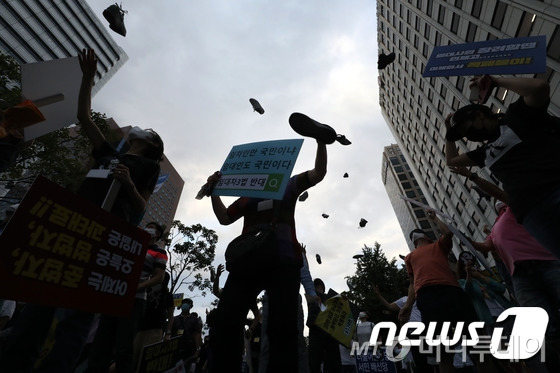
377, 0, 560, 244
381, 144, 439, 252
0, 0, 127, 95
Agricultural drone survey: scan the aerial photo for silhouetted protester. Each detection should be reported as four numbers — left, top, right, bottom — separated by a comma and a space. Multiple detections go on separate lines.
206, 113, 334, 373
445, 75, 560, 257
87, 222, 167, 373
307, 278, 341, 373
133, 259, 174, 370
399, 211, 481, 373
171, 298, 203, 368
0, 48, 164, 373
451, 166, 560, 371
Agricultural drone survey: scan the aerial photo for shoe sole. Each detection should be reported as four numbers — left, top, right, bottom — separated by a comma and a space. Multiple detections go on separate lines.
288, 113, 336, 144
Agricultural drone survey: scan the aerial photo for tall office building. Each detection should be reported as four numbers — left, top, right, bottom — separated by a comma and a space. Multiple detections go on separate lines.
382, 144, 439, 252
0, 0, 128, 95
377, 0, 560, 243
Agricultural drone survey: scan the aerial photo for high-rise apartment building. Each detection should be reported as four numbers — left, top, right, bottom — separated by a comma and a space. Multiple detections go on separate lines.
381, 144, 439, 251
377, 0, 560, 243
0, 0, 128, 95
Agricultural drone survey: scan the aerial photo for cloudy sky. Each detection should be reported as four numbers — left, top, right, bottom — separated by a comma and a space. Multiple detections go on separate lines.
86, 0, 409, 316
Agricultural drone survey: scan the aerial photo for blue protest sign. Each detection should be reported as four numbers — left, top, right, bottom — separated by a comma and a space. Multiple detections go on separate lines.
214, 139, 303, 200
423, 35, 547, 77
355, 348, 398, 373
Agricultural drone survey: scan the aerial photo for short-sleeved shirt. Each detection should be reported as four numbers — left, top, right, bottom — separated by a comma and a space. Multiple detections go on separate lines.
489, 207, 557, 275
466, 98, 560, 221
226, 173, 314, 267
77, 141, 160, 224
405, 236, 458, 295
136, 245, 168, 300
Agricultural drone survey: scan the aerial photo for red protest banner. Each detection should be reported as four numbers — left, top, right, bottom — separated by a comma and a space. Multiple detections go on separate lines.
0, 176, 149, 316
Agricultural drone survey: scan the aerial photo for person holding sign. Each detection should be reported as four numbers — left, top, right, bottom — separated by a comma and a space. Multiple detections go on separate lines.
205, 116, 330, 373
0, 49, 166, 373
445, 75, 560, 258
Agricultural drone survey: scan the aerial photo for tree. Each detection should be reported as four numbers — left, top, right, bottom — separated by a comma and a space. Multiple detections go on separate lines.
164, 220, 218, 297
345, 243, 409, 324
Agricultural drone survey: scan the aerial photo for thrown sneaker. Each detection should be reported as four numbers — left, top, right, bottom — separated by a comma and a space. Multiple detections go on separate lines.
335, 134, 351, 145
103, 3, 127, 37
322, 213, 329, 219
298, 191, 309, 202
343, 172, 349, 178
359, 218, 368, 228
289, 113, 337, 144
249, 98, 265, 114
378, 52, 395, 69
316, 254, 322, 265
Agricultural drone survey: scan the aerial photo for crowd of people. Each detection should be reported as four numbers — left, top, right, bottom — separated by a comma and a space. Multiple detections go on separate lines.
0, 43, 559, 373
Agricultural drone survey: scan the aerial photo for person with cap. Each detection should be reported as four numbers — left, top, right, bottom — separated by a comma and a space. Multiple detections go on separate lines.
171, 298, 203, 367
444, 75, 560, 258
204, 112, 339, 373
399, 211, 480, 373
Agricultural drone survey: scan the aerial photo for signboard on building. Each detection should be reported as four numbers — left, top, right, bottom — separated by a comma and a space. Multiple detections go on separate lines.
423, 35, 547, 77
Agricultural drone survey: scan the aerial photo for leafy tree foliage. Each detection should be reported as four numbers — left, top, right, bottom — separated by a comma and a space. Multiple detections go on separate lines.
345, 243, 409, 324
164, 221, 217, 297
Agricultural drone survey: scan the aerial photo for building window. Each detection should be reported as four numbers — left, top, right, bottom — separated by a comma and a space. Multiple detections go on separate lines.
466, 22, 477, 43
491, 1, 507, 31
427, 1, 433, 17
440, 85, 448, 98
471, 0, 483, 18
547, 25, 560, 62
438, 5, 446, 25
425, 23, 431, 40
435, 31, 442, 46
455, 0, 463, 9
451, 13, 459, 34
423, 42, 429, 57
516, 12, 535, 37
457, 76, 466, 92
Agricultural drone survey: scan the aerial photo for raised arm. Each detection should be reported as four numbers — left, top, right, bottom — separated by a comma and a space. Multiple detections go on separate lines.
428, 210, 452, 239
444, 113, 477, 167
449, 166, 508, 203
77, 48, 105, 148
306, 141, 327, 186
472, 76, 550, 108
372, 284, 400, 313
206, 172, 234, 225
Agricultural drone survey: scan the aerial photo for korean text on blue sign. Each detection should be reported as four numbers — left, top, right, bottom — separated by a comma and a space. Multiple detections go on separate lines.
214, 139, 303, 200
355, 349, 397, 373
423, 35, 546, 77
